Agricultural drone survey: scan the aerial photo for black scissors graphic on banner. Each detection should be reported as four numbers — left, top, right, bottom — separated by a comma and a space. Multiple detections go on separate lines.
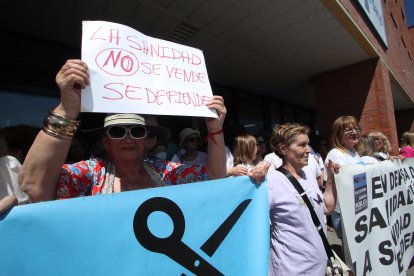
133, 197, 251, 275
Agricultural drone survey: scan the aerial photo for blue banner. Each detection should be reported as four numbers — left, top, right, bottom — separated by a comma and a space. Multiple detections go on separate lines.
0, 176, 269, 275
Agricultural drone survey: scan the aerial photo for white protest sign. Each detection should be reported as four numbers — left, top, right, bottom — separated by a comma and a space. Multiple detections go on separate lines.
335, 159, 414, 275
81, 21, 217, 118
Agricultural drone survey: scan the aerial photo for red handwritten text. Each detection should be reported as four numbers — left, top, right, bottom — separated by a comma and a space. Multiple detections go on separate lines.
165, 66, 205, 83
101, 82, 211, 107
96, 48, 162, 76
88, 27, 202, 65
127, 36, 201, 65
103, 83, 144, 100
96, 48, 139, 76
90, 27, 120, 45
146, 89, 210, 106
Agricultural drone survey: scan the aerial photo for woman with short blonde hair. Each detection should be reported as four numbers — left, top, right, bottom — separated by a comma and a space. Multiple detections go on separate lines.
268, 123, 337, 275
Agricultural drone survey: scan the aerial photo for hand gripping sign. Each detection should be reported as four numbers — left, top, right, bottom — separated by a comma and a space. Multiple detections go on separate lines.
81, 21, 217, 118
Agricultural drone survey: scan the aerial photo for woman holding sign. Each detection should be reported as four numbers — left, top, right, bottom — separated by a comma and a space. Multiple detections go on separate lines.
19, 59, 269, 202
267, 123, 337, 275
325, 116, 364, 240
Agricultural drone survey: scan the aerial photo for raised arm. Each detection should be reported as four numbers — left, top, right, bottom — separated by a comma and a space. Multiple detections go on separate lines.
205, 96, 227, 180
19, 59, 89, 202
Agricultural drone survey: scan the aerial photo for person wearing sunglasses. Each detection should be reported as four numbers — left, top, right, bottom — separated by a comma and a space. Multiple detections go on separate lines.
324, 116, 364, 245
19, 59, 269, 202
171, 128, 207, 166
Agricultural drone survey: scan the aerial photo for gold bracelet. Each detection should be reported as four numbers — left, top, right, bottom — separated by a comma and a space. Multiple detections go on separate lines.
43, 110, 80, 139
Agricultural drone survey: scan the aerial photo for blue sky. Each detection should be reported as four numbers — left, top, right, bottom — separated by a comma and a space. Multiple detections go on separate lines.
405, 0, 414, 27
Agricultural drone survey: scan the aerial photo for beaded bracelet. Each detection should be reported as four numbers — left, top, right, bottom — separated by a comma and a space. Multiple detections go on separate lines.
43, 110, 80, 139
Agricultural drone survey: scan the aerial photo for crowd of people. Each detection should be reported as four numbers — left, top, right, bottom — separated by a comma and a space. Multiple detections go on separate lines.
1, 59, 414, 274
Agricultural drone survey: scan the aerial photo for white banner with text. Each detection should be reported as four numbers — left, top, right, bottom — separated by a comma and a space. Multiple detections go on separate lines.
336, 158, 414, 275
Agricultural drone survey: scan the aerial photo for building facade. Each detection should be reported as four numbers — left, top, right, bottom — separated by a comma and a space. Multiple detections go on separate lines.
0, 0, 413, 153
314, 0, 414, 153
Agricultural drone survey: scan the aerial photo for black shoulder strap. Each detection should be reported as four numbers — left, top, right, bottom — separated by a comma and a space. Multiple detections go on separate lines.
277, 167, 334, 259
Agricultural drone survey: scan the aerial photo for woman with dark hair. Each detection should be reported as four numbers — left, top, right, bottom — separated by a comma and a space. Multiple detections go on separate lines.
268, 123, 337, 275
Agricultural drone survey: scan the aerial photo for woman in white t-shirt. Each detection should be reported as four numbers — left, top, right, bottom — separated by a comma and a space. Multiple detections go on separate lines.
325, 115, 364, 239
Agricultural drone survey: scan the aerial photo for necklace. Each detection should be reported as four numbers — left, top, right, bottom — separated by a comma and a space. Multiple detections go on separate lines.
102, 161, 116, 194
102, 160, 164, 194
143, 161, 164, 188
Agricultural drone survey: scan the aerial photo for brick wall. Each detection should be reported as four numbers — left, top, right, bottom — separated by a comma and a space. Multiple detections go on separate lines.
409, 27, 414, 63
315, 0, 414, 154
315, 58, 400, 154
336, 0, 414, 100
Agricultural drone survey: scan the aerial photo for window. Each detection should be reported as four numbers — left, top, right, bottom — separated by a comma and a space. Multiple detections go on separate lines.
0, 90, 59, 127
237, 91, 264, 135
296, 107, 314, 128
270, 102, 281, 128
281, 104, 295, 124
